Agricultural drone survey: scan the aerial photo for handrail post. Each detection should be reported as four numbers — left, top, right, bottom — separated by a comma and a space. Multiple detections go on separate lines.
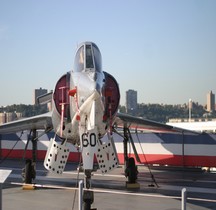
182, 188, 187, 210
79, 180, 83, 210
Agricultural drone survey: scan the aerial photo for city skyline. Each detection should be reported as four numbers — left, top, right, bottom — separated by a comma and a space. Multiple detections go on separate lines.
125, 89, 215, 107
1, 87, 214, 108
0, 1, 216, 106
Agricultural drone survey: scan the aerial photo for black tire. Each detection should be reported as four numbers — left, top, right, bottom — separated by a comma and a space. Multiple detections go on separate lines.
24, 159, 32, 184
84, 201, 91, 210
127, 157, 138, 183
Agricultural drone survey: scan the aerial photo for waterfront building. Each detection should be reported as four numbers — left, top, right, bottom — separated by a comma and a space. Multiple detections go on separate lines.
126, 89, 137, 114
33, 88, 48, 105
207, 90, 215, 112
0, 112, 22, 124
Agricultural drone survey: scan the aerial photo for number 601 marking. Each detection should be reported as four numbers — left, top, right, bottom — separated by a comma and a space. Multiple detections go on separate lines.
81, 133, 97, 147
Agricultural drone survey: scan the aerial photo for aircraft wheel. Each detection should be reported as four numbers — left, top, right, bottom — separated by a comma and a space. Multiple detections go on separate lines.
83, 190, 94, 210
84, 201, 91, 210
125, 157, 138, 183
24, 159, 33, 184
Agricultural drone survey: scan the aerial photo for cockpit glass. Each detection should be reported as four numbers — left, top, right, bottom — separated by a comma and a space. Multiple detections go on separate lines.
74, 46, 84, 72
92, 43, 102, 72
74, 43, 102, 72
86, 45, 94, 69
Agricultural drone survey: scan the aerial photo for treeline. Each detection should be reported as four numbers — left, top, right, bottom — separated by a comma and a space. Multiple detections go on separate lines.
119, 103, 215, 123
0, 104, 48, 117
1, 103, 215, 123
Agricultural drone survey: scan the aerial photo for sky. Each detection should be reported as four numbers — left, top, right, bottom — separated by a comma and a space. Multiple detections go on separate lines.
0, 0, 216, 106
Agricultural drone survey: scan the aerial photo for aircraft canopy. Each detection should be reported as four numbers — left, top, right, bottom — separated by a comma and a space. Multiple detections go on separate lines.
74, 42, 102, 72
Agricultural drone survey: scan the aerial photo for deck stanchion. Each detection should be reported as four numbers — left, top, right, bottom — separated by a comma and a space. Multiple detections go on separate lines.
182, 188, 187, 210
79, 180, 83, 210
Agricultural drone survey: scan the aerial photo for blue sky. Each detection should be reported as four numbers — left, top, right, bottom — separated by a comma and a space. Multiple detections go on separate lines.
0, 0, 216, 106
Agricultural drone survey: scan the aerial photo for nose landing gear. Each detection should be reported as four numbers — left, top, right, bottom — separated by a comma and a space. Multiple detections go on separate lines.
83, 170, 97, 210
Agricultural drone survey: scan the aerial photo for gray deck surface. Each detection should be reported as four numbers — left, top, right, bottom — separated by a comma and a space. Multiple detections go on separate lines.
1, 160, 216, 210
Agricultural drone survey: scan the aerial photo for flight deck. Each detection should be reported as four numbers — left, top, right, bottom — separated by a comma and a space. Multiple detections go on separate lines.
1, 159, 216, 210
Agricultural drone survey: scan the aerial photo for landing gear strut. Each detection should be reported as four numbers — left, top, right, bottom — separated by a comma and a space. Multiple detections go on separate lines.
22, 129, 37, 185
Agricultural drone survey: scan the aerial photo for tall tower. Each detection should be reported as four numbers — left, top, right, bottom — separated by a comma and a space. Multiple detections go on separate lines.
126, 89, 137, 114
207, 90, 215, 112
33, 88, 48, 105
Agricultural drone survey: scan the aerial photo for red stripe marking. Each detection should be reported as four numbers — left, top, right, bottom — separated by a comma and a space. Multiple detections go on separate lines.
1, 149, 216, 167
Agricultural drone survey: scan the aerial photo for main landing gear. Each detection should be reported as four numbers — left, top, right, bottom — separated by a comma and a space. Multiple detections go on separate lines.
22, 129, 37, 189
123, 127, 140, 189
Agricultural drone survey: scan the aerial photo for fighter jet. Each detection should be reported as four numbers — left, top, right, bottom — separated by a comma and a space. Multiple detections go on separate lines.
0, 42, 188, 210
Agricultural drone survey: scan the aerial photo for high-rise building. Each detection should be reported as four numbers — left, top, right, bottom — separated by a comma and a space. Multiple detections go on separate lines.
33, 88, 48, 105
126, 89, 137, 114
207, 90, 215, 112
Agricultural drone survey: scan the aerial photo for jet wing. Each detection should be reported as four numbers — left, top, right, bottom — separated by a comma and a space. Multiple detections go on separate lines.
0, 112, 53, 134
115, 113, 197, 134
